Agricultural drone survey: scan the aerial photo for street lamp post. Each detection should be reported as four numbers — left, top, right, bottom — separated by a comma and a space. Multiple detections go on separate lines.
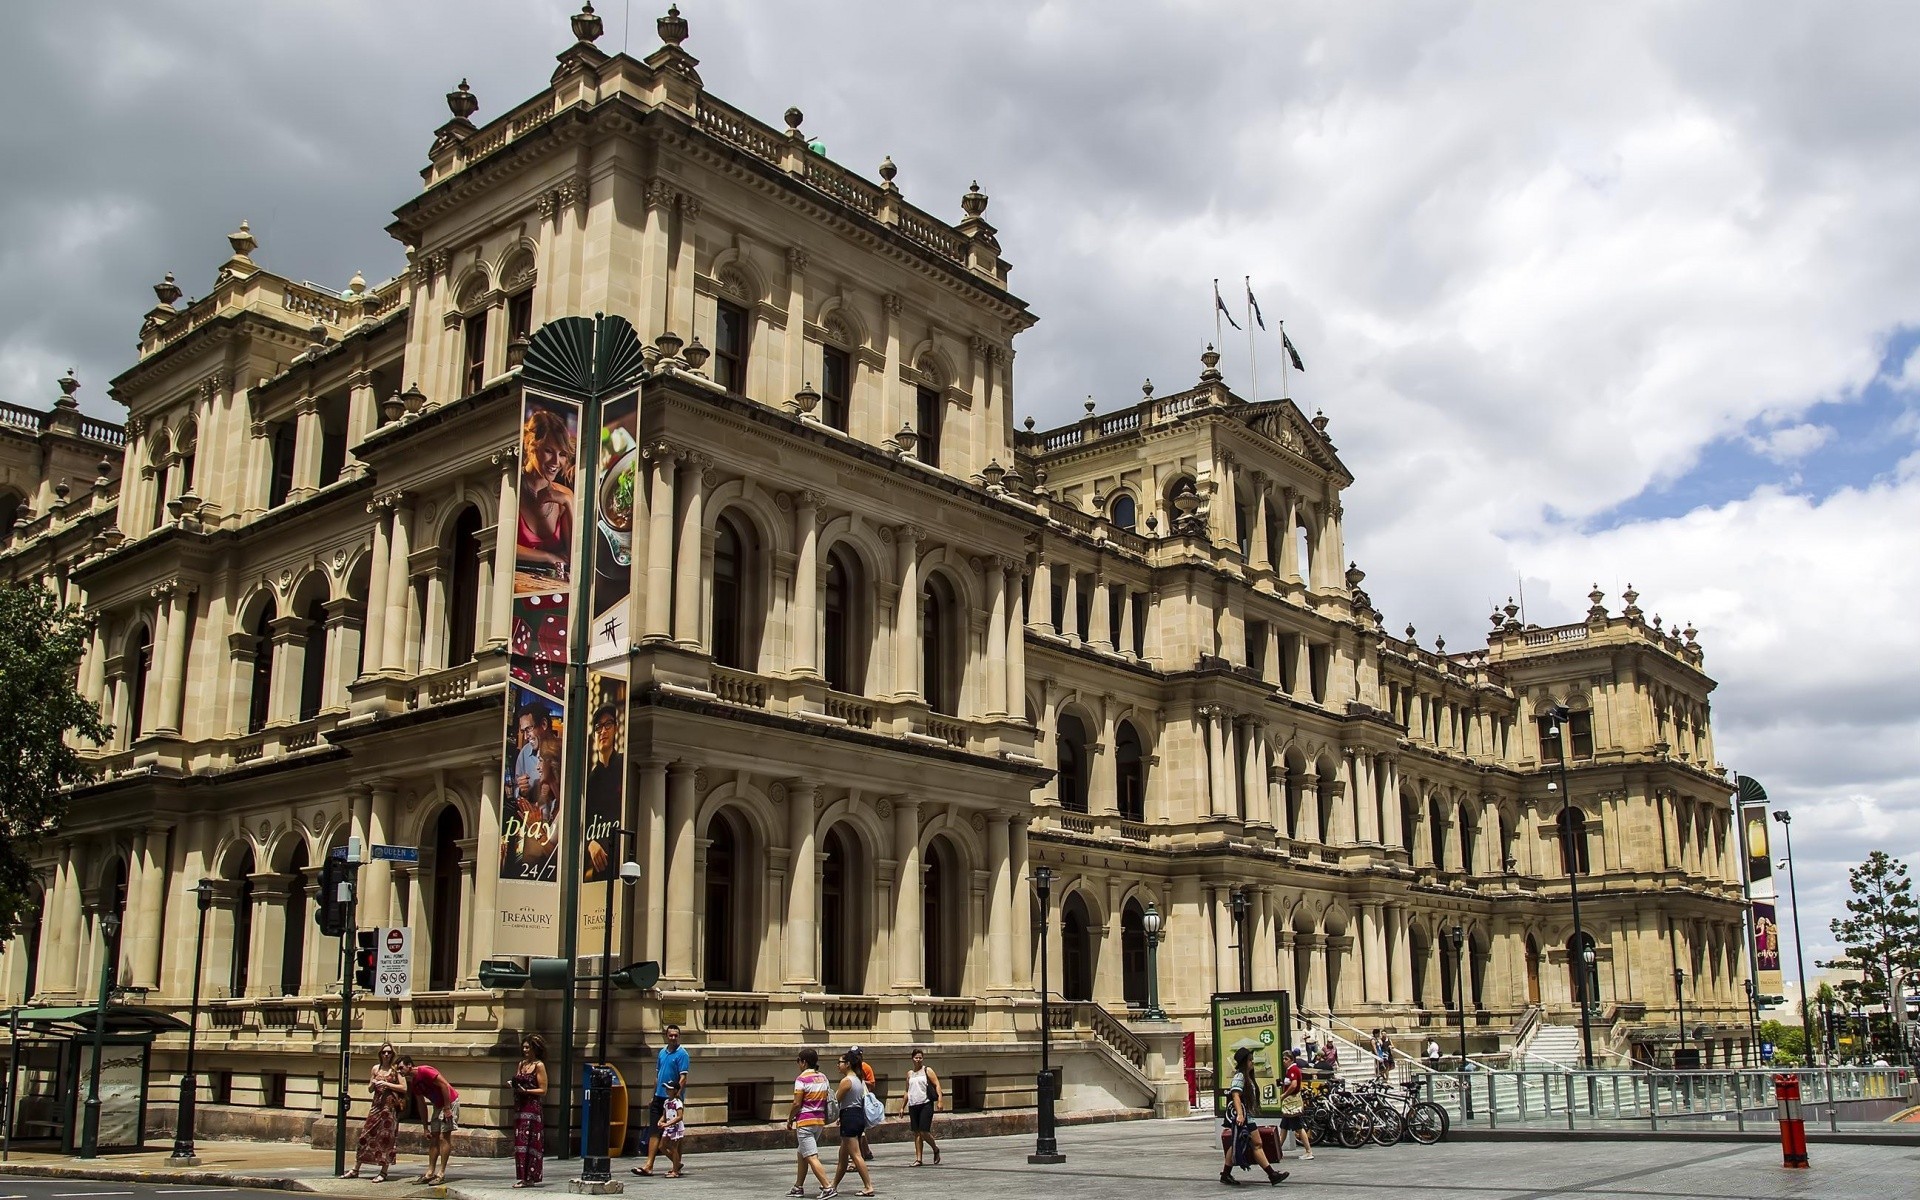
168, 881, 215, 1165
1673, 967, 1688, 1060
1547, 707, 1597, 1070
79, 911, 121, 1160
1142, 902, 1168, 1021
1743, 978, 1761, 1067
1772, 810, 1814, 1065
1029, 865, 1064, 1165
581, 828, 641, 1185
1449, 924, 1471, 1121
1230, 888, 1250, 993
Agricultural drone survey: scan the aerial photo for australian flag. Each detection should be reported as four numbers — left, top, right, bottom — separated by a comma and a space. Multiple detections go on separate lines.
1214, 280, 1241, 331
1282, 329, 1305, 372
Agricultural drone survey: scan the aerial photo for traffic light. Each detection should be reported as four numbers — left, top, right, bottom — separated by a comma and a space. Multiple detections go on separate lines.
610, 961, 661, 991
477, 956, 573, 990
315, 856, 353, 937
354, 930, 379, 990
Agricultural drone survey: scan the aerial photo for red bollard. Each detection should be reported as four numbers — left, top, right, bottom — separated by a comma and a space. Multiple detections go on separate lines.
1773, 1073, 1809, 1168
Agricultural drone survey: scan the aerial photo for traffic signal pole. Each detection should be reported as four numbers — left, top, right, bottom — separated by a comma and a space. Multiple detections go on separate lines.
335, 919, 354, 1178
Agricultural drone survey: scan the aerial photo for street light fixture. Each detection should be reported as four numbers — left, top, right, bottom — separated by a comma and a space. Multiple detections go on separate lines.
1448, 924, 1471, 1121
169, 880, 216, 1166
1029, 865, 1064, 1165
1772, 810, 1814, 1065
1546, 706, 1597, 1070
79, 910, 121, 1160
1674, 967, 1688, 1060
1141, 901, 1168, 1021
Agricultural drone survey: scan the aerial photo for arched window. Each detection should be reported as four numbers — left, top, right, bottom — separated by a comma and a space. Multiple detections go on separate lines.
1559, 807, 1592, 875
820, 827, 862, 995
429, 807, 464, 991
822, 548, 866, 694
298, 599, 327, 721
921, 574, 961, 716
444, 505, 484, 666
1114, 721, 1145, 821
280, 843, 308, 995
1525, 934, 1542, 1006
711, 514, 750, 669
1109, 493, 1137, 532
703, 812, 743, 990
0, 489, 23, 535
125, 624, 152, 742
1056, 714, 1089, 813
228, 849, 255, 998
247, 602, 276, 733
1121, 899, 1148, 1010
1060, 893, 1094, 1001
820, 344, 852, 432
923, 838, 966, 997
915, 386, 942, 466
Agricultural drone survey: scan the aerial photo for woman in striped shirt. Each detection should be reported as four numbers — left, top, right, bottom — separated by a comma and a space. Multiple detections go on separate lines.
785, 1049, 835, 1198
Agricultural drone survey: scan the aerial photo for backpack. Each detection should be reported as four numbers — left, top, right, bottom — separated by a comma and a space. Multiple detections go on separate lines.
863, 1087, 885, 1125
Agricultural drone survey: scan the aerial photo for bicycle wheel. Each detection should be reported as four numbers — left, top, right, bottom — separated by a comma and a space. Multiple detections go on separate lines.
1337, 1109, 1372, 1149
1407, 1102, 1446, 1145
1369, 1108, 1403, 1146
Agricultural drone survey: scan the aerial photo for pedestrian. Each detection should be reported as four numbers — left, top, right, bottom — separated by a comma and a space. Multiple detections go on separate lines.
902, 1047, 941, 1166
657, 1094, 687, 1178
1315, 1042, 1340, 1078
632, 1024, 690, 1178
1372, 1031, 1393, 1079
1220, 1046, 1288, 1186
342, 1041, 407, 1181
848, 1044, 878, 1161
1424, 1037, 1441, 1069
830, 1050, 875, 1197
400, 1055, 459, 1185
785, 1048, 834, 1199
1276, 1048, 1313, 1161
511, 1035, 549, 1188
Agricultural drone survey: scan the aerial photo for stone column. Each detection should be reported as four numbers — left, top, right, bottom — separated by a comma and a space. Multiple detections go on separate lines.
1005, 565, 1027, 717
1203, 709, 1228, 817
346, 371, 378, 473
363, 501, 392, 672
784, 780, 817, 986
473, 767, 502, 967
243, 419, 270, 519
361, 782, 397, 929
668, 193, 699, 341
643, 446, 677, 641
155, 586, 191, 735
1360, 901, 1388, 1004
1389, 907, 1413, 1005
892, 525, 922, 699
663, 761, 698, 982
890, 798, 923, 990
1279, 489, 1301, 582
290, 396, 324, 501
640, 761, 669, 964
1241, 722, 1262, 824
1010, 818, 1033, 987
126, 829, 167, 990
321, 599, 362, 710
380, 497, 414, 672
1249, 476, 1271, 570
671, 455, 707, 648
1061, 569, 1080, 642
1222, 717, 1242, 821
266, 614, 308, 724
791, 491, 820, 678
1090, 572, 1113, 651
490, 450, 518, 646
1029, 553, 1054, 634
880, 294, 903, 442
246, 873, 286, 998
983, 559, 1008, 716
986, 815, 1012, 989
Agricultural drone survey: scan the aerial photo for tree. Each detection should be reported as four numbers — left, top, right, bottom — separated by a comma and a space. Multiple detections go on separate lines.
0, 585, 107, 941
1828, 852, 1920, 1016
1758, 1018, 1806, 1065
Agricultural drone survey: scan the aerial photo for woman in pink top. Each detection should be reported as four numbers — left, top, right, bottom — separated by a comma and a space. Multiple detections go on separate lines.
402, 1057, 460, 1185
785, 1048, 834, 1198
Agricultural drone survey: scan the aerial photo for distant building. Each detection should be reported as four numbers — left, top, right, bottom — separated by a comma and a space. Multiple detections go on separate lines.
0, 4, 1748, 1142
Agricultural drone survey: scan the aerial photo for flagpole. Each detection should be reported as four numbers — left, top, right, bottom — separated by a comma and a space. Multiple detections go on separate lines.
1212, 277, 1223, 351
1245, 276, 1257, 401
1279, 319, 1289, 401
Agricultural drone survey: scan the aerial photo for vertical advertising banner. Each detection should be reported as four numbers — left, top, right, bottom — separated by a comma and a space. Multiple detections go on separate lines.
1743, 804, 1773, 888
498, 392, 582, 957
580, 389, 639, 954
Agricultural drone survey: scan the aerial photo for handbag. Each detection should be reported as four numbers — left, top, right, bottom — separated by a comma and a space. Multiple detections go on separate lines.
1278, 1092, 1305, 1116
862, 1088, 885, 1126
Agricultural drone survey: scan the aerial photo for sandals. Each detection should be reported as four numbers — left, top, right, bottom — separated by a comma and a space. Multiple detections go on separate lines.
931, 1146, 941, 1165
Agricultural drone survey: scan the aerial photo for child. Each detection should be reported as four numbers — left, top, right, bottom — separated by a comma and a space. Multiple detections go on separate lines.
658, 1096, 686, 1178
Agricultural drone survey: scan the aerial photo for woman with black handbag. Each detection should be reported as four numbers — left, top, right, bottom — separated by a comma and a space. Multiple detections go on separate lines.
903, 1047, 943, 1166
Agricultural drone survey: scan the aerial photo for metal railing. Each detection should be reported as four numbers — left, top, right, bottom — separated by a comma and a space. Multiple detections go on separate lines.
1427, 1066, 1914, 1131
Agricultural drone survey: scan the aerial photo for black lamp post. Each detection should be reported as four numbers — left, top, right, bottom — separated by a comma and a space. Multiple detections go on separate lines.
1546, 706, 1597, 1070
1230, 888, 1250, 992
1142, 901, 1167, 1021
1448, 924, 1471, 1120
1029, 864, 1064, 1165
581, 828, 642, 1183
1743, 978, 1761, 1067
1674, 967, 1688, 1059
1772, 810, 1813, 1065
79, 910, 121, 1160
168, 880, 215, 1165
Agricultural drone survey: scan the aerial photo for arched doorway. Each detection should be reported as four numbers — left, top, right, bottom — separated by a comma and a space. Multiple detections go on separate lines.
1056, 714, 1089, 813
1060, 892, 1094, 1001
297, 599, 328, 720
921, 574, 961, 715
246, 601, 276, 733
703, 812, 744, 991
429, 807, 464, 991
923, 837, 966, 996
1115, 722, 1145, 821
444, 505, 484, 666
712, 514, 748, 668
126, 624, 152, 741
227, 848, 255, 998
1120, 899, 1148, 1010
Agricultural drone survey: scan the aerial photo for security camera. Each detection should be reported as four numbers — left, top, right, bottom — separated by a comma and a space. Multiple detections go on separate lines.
619, 860, 643, 884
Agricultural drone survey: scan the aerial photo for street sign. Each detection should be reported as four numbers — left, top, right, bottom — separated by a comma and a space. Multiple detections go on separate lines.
375, 926, 412, 998
372, 844, 420, 863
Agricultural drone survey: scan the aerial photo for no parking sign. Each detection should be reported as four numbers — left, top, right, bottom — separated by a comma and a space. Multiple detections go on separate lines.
376, 926, 413, 997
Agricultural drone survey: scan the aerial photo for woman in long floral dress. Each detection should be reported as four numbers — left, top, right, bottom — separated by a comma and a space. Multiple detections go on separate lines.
344, 1042, 407, 1180
512, 1035, 549, 1187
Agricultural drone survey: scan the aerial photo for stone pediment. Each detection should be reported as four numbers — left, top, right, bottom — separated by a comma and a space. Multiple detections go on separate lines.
1239, 398, 1351, 481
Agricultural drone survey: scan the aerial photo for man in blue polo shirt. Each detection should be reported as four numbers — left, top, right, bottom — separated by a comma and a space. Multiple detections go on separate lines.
633, 1024, 690, 1176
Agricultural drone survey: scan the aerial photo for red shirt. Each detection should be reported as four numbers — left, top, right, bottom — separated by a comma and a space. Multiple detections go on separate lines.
1284, 1062, 1304, 1092
412, 1065, 458, 1106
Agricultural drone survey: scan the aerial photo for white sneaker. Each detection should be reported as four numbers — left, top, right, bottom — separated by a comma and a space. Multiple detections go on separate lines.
1301, 1152, 1315, 1160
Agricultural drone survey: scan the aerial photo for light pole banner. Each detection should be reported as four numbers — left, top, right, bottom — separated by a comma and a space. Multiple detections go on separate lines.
588, 390, 639, 667
579, 670, 629, 952
1210, 990, 1293, 1112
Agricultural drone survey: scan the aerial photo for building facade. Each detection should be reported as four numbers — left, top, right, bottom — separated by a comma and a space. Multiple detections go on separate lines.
0, 5, 1749, 1141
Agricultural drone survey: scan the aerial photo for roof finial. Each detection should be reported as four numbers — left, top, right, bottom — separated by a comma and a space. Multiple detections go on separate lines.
56, 369, 80, 409
961, 180, 989, 218
153, 271, 182, 307
571, 0, 605, 44
657, 4, 689, 47
446, 78, 479, 121
228, 220, 257, 259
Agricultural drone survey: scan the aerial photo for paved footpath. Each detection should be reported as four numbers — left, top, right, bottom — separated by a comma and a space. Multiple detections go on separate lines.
3, 1118, 1911, 1199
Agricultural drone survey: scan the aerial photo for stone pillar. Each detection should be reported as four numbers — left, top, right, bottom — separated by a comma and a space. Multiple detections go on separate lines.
784, 780, 817, 986
490, 451, 517, 646
1090, 573, 1113, 651
987, 815, 1012, 989
125, 829, 167, 990
671, 455, 706, 648
346, 371, 378, 473
643, 446, 677, 641
892, 525, 922, 699
791, 491, 820, 678
1222, 717, 1241, 821
667, 193, 699, 342
663, 761, 698, 982
266, 614, 308, 724
1389, 907, 1413, 1005
473, 767, 502, 967
890, 798, 923, 990
361, 782, 397, 929
1061, 569, 1080, 642
1249, 476, 1271, 570
290, 397, 324, 501
1360, 901, 1388, 1004
983, 559, 1008, 716
246, 873, 285, 998
1202, 709, 1228, 817
380, 497, 414, 672
1241, 722, 1262, 825
1005, 566, 1027, 718
155, 586, 191, 734
1029, 553, 1054, 634
640, 761, 669, 964
1280, 489, 1301, 583
880, 294, 904, 442
363, 502, 392, 672
1010, 818, 1033, 988
321, 599, 362, 710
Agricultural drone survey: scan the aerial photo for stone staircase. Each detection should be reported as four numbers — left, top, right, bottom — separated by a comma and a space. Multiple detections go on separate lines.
1519, 1023, 1582, 1070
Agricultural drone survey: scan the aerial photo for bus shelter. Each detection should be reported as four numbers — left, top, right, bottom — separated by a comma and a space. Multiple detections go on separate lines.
2, 1005, 189, 1157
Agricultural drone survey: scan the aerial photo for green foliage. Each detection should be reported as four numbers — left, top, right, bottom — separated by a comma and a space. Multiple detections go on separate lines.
0, 585, 108, 941
1759, 1019, 1806, 1060
1828, 852, 1920, 1010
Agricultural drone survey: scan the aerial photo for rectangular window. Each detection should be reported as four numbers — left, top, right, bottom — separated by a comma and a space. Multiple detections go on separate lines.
506, 290, 533, 367
1247, 620, 1269, 678
726, 1081, 770, 1125
1538, 716, 1564, 763
915, 385, 942, 466
714, 299, 749, 393
1131, 593, 1148, 658
268, 423, 297, 508
263, 1072, 287, 1109
1050, 582, 1066, 632
821, 345, 851, 431
1308, 643, 1329, 704
463, 310, 489, 395
1570, 711, 1595, 760
950, 1074, 986, 1113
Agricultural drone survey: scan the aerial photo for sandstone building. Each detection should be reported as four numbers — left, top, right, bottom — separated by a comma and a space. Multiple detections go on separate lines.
0, 6, 1750, 1140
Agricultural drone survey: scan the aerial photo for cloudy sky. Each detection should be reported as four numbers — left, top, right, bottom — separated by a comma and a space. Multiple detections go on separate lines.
5, 1, 1917, 989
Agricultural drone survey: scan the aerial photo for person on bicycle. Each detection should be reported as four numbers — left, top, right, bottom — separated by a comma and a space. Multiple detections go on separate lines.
1221, 1046, 1289, 1186
1278, 1048, 1313, 1160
